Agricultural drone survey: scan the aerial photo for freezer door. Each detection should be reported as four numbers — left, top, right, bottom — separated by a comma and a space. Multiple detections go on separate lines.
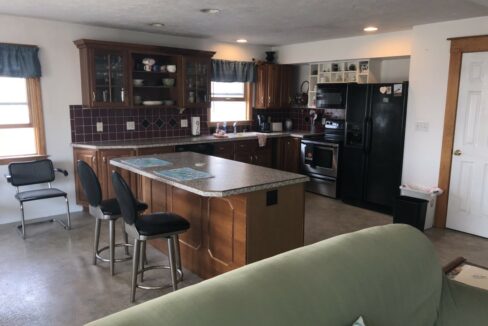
363, 83, 408, 210
345, 83, 368, 148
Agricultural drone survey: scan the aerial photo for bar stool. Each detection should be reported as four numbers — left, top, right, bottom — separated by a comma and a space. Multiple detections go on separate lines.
111, 171, 190, 303
77, 160, 148, 275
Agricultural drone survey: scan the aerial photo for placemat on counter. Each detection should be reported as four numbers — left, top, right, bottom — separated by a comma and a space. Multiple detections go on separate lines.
154, 167, 214, 181
121, 157, 171, 168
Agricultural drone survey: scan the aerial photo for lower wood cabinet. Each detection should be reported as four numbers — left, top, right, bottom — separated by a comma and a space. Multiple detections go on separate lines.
276, 137, 301, 173
213, 142, 234, 160
233, 140, 272, 167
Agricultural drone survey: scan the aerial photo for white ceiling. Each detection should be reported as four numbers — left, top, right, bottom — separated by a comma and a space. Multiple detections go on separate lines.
1, 0, 488, 45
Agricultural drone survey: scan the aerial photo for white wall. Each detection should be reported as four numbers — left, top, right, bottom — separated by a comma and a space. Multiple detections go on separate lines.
379, 57, 410, 83
273, 30, 413, 64
276, 16, 488, 190
0, 15, 269, 224
402, 16, 488, 187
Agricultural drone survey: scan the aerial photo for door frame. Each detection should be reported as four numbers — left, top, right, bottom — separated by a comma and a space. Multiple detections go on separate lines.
435, 35, 488, 228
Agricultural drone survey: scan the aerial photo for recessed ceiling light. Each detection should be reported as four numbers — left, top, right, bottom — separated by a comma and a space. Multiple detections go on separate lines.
200, 8, 221, 14
363, 26, 378, 32
149, 23, 165, 28
236, 39, 248, 43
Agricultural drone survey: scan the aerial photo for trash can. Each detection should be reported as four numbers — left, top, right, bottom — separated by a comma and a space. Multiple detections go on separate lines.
394, 196, 429, 231
395, 185, 443, 230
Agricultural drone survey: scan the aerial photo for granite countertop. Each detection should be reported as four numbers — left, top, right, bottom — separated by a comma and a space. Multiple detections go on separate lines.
110, 152, 309, 197
72, 131, 321, 149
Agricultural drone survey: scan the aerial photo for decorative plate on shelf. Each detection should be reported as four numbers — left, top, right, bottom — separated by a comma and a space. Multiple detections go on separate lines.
142, 101, 163, 106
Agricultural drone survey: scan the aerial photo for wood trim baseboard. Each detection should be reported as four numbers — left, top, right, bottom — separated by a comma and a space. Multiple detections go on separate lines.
435, 36, 488, 228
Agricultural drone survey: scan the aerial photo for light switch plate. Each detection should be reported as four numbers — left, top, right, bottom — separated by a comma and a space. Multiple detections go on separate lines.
126, 121, 135, 130
96, 122, 103, 132
181, 119, 188, 128
415, 121, 429, 132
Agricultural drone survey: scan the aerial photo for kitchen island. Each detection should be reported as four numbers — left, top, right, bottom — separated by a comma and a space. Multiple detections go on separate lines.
111, 152, 308, 279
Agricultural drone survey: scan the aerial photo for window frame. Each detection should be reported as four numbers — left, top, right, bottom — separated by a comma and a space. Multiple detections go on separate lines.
208, 82, 253, 125
0, 77, 47, 165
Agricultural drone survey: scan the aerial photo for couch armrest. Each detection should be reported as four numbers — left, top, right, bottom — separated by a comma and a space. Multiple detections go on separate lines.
437, 276, 488, 325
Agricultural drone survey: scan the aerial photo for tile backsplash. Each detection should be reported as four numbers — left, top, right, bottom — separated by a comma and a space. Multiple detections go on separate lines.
70, 105, 210, 143
70, 105, 324, 143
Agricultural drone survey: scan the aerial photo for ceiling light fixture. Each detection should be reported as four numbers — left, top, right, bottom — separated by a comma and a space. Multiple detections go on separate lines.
236, 39, 248, 43
149, 23, 165, 28
200, 8, 221, 14
363, 26, 378, 32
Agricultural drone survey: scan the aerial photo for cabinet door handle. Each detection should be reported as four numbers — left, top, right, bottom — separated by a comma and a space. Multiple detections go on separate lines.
92, 91, 96, 101
92, 156, 96, 164
268, 96, 271, 104
261, 96, 264, 103
102, 157, 107, 163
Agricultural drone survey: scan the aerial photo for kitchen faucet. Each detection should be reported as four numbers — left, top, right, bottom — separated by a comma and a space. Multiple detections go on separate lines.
233, 122, 237, 134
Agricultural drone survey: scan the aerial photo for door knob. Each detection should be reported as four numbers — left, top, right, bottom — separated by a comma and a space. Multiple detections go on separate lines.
453, 149, 462, 156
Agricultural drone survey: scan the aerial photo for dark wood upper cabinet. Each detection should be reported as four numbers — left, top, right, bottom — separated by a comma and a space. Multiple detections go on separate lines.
254, 63, 294, 109
182, 56, 212, 108
75, 39, 214, 108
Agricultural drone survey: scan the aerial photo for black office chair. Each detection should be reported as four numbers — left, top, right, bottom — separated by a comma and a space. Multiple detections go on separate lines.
77, 160, 148, 275
111, 171, 190, 302
5, 159, 71, 239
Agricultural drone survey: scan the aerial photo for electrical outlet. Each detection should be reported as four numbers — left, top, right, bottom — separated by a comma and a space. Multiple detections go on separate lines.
126, 121, 135, 130
181, 119, 188, 128
415, 121, 429, 132
96, 122, 103, 132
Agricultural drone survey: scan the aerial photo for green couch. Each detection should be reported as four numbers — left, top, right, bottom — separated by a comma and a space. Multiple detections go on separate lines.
87, 224, 488, 326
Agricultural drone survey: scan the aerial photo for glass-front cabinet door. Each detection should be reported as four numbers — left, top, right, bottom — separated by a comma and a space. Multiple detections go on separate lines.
91, 49, 129, 107
183, 56, 211, 108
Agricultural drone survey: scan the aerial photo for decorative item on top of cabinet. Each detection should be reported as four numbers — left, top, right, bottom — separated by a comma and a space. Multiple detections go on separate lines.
255, 63, 294, 109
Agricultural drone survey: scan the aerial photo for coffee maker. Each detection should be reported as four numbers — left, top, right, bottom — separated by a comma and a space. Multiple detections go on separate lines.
257, 114, 271, 133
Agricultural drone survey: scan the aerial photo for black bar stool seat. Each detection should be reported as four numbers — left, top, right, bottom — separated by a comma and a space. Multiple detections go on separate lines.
134, 213, 189, 236
112, 171, 190, 303
99, 198, 148, 218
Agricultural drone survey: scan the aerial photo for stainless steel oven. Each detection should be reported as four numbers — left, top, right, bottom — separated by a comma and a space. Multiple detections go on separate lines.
301, 139, 340, 198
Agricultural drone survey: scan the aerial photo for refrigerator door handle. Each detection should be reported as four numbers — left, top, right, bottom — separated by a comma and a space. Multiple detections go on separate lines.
364, 118, 372, 154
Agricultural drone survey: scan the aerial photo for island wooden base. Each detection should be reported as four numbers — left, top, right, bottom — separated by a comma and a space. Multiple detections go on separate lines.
139, 177, 305, 279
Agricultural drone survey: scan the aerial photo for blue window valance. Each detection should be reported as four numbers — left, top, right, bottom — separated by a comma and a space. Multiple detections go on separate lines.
212, 59, 256, 83
0, 43, 42, 78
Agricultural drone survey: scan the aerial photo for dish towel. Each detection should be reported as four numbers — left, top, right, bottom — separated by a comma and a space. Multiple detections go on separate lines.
257, 133, 267, 147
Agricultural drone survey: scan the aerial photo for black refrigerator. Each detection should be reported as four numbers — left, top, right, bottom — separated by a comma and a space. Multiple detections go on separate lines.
341, 82, 408, 213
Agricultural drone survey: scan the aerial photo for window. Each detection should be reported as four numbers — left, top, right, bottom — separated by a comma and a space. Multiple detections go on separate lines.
0, 77, 46, 163
210, 82, 251, 122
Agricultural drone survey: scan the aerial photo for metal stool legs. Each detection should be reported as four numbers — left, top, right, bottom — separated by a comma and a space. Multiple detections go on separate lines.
93, 217, 132, 275
130, 235, 183, 303
93, 218, 101, 265
19, 202, 26, 239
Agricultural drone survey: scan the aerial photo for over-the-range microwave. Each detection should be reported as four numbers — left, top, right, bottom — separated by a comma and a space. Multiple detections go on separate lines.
316, 83, 347, 109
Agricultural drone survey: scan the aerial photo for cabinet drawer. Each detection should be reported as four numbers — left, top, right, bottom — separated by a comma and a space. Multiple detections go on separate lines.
214, 142, 234, 155
234, 140, 258, 153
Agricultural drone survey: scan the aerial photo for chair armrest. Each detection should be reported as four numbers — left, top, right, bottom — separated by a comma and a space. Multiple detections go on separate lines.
54, 168, 69, 177
437, 276, 488, 325
4, 174, 12, 183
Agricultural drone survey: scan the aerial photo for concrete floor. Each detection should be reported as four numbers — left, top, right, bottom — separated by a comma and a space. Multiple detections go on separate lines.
1, 192, 487, 325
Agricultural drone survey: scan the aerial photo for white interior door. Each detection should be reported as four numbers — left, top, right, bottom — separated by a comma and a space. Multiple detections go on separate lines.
447, 52, 488, 237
